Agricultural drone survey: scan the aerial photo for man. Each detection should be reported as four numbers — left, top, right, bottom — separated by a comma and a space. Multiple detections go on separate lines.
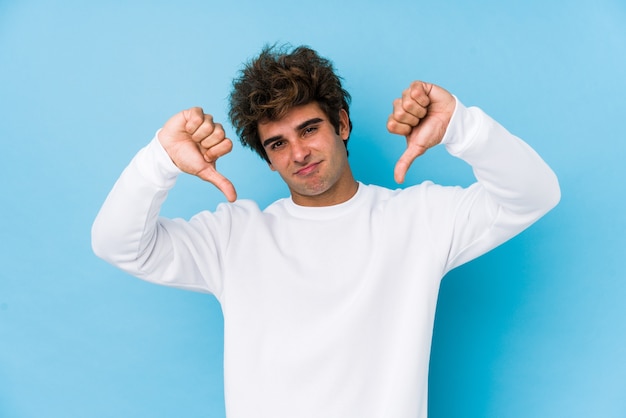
92, 45, 560, 418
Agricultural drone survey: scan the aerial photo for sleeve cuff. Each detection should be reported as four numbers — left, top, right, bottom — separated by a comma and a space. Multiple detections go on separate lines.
441, 96, 484, 157
133, 130, 182, 189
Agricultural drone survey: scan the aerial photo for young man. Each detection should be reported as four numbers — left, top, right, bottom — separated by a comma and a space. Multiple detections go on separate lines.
92, 45, 560, 418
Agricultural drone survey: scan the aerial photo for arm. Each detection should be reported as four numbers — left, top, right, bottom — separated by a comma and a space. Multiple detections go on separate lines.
388, 82, 561, 270
91, 108, 235, 292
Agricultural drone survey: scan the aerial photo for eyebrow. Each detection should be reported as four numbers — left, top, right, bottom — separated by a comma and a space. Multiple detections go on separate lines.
261, 117, 325, 148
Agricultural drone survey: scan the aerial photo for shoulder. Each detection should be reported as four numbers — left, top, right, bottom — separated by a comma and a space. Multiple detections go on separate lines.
361, 181, 459, 202
360, 182, 474, 222
189, 199, 265, 225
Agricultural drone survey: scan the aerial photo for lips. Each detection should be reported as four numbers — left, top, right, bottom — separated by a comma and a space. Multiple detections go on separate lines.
294, 162, 321, 176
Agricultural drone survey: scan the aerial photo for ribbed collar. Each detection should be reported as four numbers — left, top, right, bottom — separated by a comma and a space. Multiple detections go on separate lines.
277, 182, 366, 220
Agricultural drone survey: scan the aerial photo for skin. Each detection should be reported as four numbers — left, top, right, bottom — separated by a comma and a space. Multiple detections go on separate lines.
386, 81, 457, 184
157, 80, 456, 206
258, 102, 356, 206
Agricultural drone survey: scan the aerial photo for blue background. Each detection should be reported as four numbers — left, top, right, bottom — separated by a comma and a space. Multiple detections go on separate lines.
1, 0, 625, 417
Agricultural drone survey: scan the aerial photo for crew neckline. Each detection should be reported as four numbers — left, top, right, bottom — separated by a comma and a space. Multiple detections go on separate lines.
279, 182, 366, 220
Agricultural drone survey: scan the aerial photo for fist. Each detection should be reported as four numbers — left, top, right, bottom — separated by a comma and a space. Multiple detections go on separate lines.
387, 81, 456, 183
158, 107, 237, 202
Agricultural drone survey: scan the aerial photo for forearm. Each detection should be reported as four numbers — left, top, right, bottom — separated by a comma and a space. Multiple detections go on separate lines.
440, 100, 561, 270
444, 100, 560, 219
91, 136, 180, 277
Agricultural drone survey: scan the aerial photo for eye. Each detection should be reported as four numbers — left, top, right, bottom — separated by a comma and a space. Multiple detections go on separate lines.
270, 140, 285, 150
303, 126, 318, 136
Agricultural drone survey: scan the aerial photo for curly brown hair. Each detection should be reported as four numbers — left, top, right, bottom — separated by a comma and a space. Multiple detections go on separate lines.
228, 44, 352, 163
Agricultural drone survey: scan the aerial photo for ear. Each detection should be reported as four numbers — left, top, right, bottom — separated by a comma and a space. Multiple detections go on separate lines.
339, 109, 350, 140
268, 162, 276, 171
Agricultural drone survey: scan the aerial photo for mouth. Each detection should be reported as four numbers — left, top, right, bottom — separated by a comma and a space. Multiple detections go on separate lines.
294, 162, 321, 176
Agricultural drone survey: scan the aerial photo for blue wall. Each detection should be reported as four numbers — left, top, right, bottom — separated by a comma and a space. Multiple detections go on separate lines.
1, 1, 625, 417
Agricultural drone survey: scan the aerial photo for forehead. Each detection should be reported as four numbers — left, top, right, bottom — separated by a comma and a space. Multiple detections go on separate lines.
257, 102, 327, 139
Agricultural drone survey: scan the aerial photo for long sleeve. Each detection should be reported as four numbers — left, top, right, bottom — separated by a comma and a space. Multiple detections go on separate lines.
437, 99, 561, 272
91, 135, 223, 293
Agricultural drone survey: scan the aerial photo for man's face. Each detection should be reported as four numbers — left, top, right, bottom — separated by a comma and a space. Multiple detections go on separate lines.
258, 102, 355, 207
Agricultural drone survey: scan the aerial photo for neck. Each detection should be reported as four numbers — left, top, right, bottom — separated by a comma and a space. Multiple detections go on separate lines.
291, 171, 358, 207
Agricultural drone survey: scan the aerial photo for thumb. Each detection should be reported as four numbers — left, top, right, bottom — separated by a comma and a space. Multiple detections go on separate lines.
394, 142, 427, 184
196, 166, 238, 202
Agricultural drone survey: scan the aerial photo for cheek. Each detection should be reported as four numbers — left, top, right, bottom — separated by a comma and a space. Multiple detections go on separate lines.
267, 154, 288, 172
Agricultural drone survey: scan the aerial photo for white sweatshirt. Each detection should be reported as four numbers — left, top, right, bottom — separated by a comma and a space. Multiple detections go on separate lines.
92, 100, 560, 418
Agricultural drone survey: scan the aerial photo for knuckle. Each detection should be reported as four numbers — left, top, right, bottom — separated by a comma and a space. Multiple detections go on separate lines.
213, 123, 225, 137
186, 114, 203, 131
392, 107, 405, 120
409, 86, 422, 100
401, 95, 415, 111
190, 107, 204, 121
203, 149, 218, 163
224, 139, 233, 153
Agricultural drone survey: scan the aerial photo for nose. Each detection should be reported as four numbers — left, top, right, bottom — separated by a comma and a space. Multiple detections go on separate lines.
291, 139, 311, 163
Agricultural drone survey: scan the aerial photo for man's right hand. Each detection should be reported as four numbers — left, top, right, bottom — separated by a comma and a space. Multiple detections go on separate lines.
158, 107, 237, 202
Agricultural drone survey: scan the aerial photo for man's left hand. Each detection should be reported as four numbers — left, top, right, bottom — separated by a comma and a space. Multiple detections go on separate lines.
387, 81, 456, 183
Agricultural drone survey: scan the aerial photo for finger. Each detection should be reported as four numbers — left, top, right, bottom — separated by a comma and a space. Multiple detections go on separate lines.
199, 123, 225, 149
390, 97, 421, 127
408, 81, 433, 108
182, 107, 206, 136
401, 88, 429, 119
201, 137, 233, 163
388, 84, 431, 136
192, 114, 218, 143
393, 143, 427, 184
386, 114, 414, 136
197, 166, 238, 202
